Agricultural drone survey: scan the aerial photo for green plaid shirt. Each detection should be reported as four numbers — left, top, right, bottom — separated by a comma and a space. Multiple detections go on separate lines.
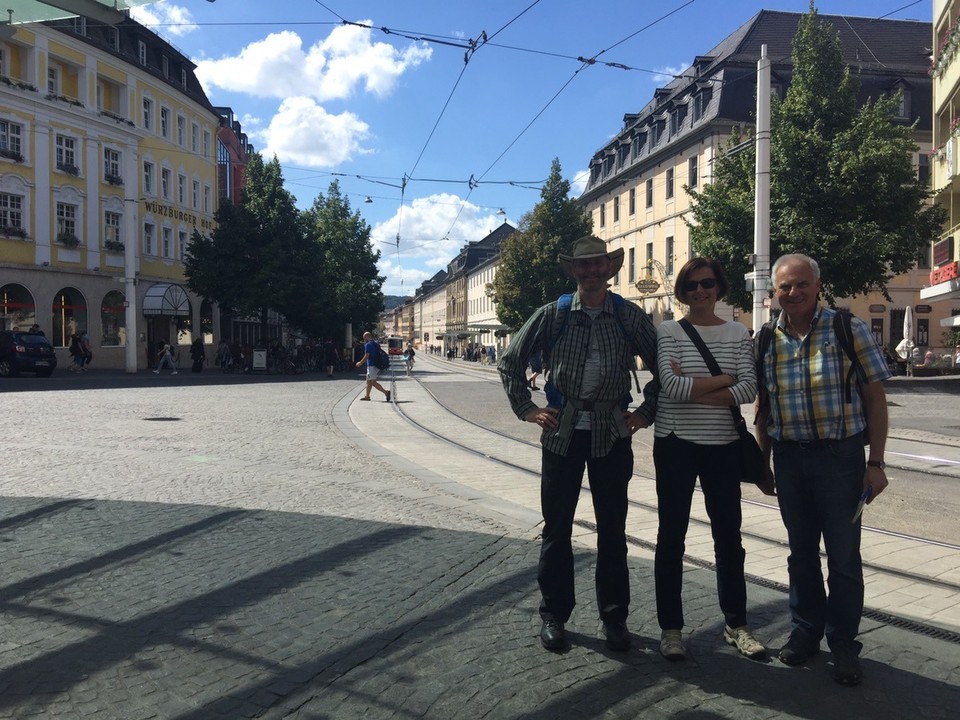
498, 291, 658, 457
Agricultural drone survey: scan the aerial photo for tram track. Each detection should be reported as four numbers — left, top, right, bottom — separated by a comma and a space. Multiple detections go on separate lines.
372, 357, 960, 642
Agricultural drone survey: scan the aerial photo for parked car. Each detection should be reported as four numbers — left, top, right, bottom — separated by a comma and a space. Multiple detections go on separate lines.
0, 330, 58, 377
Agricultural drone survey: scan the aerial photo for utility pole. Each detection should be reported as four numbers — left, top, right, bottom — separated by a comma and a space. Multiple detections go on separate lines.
746, 44, 772, 333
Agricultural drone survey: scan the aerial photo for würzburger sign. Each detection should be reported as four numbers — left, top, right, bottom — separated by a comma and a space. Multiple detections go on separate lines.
142, 200, 215, 231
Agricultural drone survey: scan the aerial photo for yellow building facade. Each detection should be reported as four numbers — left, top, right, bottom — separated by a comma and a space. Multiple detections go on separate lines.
0, 16, 219, 370
925, 0, 960, 339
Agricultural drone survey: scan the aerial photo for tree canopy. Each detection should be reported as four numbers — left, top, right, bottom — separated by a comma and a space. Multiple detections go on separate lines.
688, 2, 946, 308
491, 158, 592, 328
184, 155, 384, 339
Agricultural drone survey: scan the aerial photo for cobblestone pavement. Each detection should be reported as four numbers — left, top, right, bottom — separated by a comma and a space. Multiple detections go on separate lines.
0, 371, 958, 718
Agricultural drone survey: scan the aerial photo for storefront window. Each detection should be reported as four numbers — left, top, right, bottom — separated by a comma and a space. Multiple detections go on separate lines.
200, 298, 214, 343
0, 283, 36, 331
52, 288, 87, 347
101, 290, 126, 347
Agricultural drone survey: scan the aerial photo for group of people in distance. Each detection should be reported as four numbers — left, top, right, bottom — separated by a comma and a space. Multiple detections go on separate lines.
498, 236, 890, 688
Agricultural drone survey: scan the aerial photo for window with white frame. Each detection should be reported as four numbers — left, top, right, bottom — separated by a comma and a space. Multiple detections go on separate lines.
203, 130, 211, 157
143, 222, 154, 255
103, 148, 121, 183
162, 226, 172, 258
143, 161, 155, 195
665, 167, 674, 200
645, 178, 653, 208
599, 201, 605, 228
192, 180, 199, 209
142, 97, 153, 130
161, 55, 169, 78
178, 173, 186, 204
95, 81, 103, 110
613, 195, 620, 223
177, 115, 185, 145
138, 40, 147, 66
0, 119, 23, 157
47, 65, 59, 94
181, 68, 187, 90
110, 27, 119, 51
56, 202, 77, 238
0, 192, 23, 230
161, 168, 172, 199
191, 122, 199, 152
628, 187, 636, 216
666, 236, 675, 275
688, 155, 699, 189
160, 107, 170, 138
104, 211, 121, 246
73, 16, 86, 35
628, 247, 636, 283
55, 135, 77, 172
203, 184, 211, 213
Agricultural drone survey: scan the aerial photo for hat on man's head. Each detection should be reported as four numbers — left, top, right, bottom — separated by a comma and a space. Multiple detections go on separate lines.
558, 235, 624, 280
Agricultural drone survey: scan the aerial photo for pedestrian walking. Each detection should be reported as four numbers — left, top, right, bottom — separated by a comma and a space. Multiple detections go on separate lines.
756, 253, 890, 686
154, 340, 178, 375
355, 331, 390, 402
498, 235, 658, 653
190, 337, 206, 373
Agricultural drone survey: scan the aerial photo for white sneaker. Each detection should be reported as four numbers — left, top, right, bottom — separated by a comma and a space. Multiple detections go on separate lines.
171, 371, 178, 375
152, 370, 159, 374
724, 625, 767, 659
660, 629, 686, 661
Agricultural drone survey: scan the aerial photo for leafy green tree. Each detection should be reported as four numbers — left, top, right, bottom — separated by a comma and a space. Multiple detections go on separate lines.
185, 154, 310, 339
302, 180, 384, 338
492, 158, 592, 328
689, 2, 946, 309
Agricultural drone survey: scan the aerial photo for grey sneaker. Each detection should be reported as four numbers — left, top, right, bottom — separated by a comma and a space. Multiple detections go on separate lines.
724, 625, 767, 659
660, 629, 685, 661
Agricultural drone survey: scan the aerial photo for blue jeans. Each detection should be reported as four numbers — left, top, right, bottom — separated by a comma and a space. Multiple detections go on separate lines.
772, 436, 865, 647
538, 432, 632, 624
653, 433, 747, 630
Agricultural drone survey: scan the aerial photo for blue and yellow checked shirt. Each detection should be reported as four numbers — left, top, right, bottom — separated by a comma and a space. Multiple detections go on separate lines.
758, 307, 891, 442
498, 291, 658, 457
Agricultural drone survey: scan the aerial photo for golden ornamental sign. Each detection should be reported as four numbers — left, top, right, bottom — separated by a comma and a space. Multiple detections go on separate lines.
635, 278, 661, 294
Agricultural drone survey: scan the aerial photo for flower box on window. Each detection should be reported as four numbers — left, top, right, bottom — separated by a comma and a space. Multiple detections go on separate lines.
104, 173, 123, 186
57, 162, 80, 176
0, 75, 37, 92
104, 240, 125, 252
0, 147, 24, 162
56, 232, 80, 248
99, 110, 135, 127
45, 93, 84, 108
1, 225, 28, 239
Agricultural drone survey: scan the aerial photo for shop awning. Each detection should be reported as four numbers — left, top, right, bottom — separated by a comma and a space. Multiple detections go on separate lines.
142, 283, 190, 317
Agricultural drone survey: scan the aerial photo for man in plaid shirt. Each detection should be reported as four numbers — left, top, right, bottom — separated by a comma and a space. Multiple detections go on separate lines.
756, 254, 891, 687
498, 236, 658, 654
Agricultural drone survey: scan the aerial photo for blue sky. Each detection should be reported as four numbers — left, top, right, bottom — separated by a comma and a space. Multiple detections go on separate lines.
132, 1, 932, 296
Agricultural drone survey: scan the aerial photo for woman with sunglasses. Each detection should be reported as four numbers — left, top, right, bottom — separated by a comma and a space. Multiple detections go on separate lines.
653, 257, 764, 662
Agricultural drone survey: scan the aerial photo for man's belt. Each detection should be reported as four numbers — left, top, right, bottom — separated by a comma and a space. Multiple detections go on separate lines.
565, 397, 620, 412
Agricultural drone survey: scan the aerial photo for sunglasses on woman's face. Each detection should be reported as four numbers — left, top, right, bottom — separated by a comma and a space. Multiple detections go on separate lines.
682, 277, 718, 292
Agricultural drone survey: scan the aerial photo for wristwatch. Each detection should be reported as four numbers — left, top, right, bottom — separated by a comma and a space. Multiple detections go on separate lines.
866, 460, 886, 470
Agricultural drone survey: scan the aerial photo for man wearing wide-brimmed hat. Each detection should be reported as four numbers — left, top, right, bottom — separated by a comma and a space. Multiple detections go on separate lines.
498, 235, 658, 654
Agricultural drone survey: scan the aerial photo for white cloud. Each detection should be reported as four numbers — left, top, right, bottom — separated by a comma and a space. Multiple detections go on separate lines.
130, 2, 197, 38
258, 97, 371, 168
195, 24, 432, 102
651, 65, 687, 85
370, 194, 507, 295
570, 168, 589, 198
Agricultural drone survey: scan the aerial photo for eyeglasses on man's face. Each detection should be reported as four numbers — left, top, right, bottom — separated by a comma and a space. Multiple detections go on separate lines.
682, 277, 717, 293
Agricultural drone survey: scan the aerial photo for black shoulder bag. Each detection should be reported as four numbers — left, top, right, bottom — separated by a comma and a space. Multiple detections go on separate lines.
677, 319, 767, 486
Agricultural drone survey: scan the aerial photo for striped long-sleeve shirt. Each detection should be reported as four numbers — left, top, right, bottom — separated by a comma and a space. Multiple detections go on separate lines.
654, 319, 756, 445
498, 291, 658, 457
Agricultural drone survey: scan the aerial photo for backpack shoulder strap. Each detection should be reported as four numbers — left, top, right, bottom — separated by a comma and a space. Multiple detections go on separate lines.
755, 321, 775, 414
543, 293, 573, 365
832, 309, 866, 403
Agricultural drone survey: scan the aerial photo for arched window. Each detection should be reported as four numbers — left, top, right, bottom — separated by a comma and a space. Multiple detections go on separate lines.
0, 283, 36, 331
52, 287, 87, 347
101, 290, 125, 347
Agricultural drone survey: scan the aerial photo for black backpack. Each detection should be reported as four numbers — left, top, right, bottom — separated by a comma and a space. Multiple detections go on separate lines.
374, 346, 391, 370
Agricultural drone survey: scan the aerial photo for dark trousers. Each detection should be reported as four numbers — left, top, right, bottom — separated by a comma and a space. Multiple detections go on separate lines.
538, 431, 632, 624
653, 432, 747, 630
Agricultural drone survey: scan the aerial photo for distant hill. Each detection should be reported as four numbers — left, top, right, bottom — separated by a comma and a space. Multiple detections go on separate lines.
383, 295, 410, 311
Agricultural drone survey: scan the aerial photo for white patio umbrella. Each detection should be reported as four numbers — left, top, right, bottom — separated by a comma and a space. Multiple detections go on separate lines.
895, 305, 916, 361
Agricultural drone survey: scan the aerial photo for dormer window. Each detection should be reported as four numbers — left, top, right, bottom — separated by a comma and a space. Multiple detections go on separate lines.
138, 40, 147, 66
162, 56, 169, 78
889, 82, 912, 120
73, 17, 86, 36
